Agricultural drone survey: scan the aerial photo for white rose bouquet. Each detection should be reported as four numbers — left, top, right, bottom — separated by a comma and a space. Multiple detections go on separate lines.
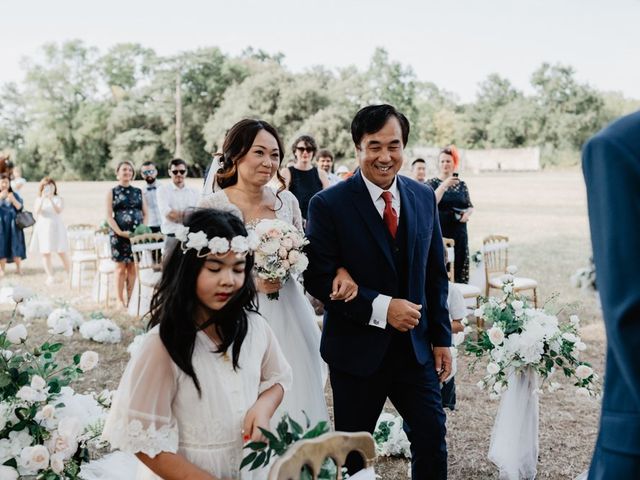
0, 297, 106, 479
464, 269, 599, 399
251, 219, 309, 300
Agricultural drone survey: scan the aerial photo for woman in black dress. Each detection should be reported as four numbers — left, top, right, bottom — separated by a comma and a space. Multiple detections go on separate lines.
106, 161, 147, 308
426, 145, 474, 283
281, 134, 330, 222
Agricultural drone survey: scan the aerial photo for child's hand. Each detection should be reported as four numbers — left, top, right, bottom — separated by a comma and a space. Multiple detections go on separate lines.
242, 402, 271, 443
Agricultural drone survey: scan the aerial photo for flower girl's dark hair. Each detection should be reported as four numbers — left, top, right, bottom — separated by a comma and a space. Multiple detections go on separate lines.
147, 208, 258, 394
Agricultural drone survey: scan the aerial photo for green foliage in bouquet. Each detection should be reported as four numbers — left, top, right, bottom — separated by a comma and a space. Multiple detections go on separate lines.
130, 224, 153, 237
241, 413, 335, 479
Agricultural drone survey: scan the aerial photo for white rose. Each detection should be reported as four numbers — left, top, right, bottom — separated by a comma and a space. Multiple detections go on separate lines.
575, 365, 594, 380
9, 285, 32, 304
57, 416, 82, 443
511, 300, 524, 311
16, 386, 46, 403
30, 375, 47, 391
281, 237, 293, 249
1, 349, 12, 360
452, 332, 465, 347
79, 351, 99, 372
506, 265, 518, 275
207, 236, 229, 255
488, 326, 505, 346
6, 324, 27, 344
247, 231, 260, 250
463, 326, 472, 334
576, 387, 590, 397
186, 231, 209, 251
293, 254, 309, 273
280, 260, 291, 270
278, 246, 289, 259
489, 392, 501, 400
0, 466, 18, 480
20, 445, 50, 472
50, 453, 65, 474
503, 284, 513, 294
569, 314, 580, 326
36, 404, 56, 422
288, 250, 301, 265
461, 317, 469, 326
576, 341, 587, 351
47, 316, 73, 337
174, 225, 189, 242
562, 332, 578, 343
486, 362, 500, 375
476, 380, 485, 389
230, 235, 249, 253
260, 239, 280, 255
493, 382, 503, 394
502, 273, 514, 283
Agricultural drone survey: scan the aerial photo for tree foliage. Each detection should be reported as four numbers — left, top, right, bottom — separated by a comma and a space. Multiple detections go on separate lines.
0, 42, 636, 180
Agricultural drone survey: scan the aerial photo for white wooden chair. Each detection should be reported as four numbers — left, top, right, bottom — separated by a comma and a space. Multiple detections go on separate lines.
268, 431, 376, 480
94, 232, 116, 307
483, 235, 538, 307
68, 224, 97, 290
443, 237, 482, 310
130, 233, 165, 317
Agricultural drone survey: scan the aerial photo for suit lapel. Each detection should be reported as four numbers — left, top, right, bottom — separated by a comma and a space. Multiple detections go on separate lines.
349, 172, 397, 273
398, 177, 418, 269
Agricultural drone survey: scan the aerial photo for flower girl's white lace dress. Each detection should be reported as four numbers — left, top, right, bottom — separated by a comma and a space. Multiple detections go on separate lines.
101, 313, 292, 480
199, 190, 330, 428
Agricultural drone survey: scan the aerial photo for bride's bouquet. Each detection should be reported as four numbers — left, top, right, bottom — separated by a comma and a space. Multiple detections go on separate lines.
464, 267, 599, 399
252, 219, 309, 300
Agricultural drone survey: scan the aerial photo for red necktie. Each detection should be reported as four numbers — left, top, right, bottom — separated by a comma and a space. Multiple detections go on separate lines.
381, 191, 397, 239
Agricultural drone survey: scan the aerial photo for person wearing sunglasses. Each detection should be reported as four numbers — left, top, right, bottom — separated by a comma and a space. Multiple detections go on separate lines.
140, 161, 161, 233
157, 158, 199, 236
280, 134, 330, 221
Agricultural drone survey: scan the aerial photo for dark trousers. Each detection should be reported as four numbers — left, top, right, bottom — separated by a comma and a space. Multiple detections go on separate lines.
329, 333, 448, 480
149, 225, 161, 233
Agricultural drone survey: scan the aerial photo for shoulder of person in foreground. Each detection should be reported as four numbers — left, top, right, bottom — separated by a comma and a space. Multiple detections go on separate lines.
585, 110, 640, 157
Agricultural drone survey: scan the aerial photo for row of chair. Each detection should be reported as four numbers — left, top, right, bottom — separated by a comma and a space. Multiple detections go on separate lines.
67, 224, 165, 314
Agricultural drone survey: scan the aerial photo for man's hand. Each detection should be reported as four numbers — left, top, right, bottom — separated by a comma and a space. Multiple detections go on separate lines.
433, 346, 452, 383
330, 267, 358, 302
387, 299, 421, 332
166, 210, 183, 222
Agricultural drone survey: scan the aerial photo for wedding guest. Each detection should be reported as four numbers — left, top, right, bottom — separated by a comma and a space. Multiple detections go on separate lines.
281, 135, 330, 220
317, 149, 341, 186
440, 281, 466, 411
583, 111, 640, 479
140, 161, 161, 233
157, 159, 199, 236
427, 145, 474, 283
10, 166, 26, 192
106, 161, 148, 308
411, 158, 427, 183
30, 177, 70, 285
0, 174, 26, 275
102, 209, 292, 480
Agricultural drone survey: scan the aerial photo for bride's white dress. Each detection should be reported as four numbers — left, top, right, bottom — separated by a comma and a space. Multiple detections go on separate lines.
199, 189, 329, 428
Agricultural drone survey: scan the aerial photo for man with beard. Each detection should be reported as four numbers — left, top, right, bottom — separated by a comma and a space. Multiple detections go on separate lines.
140, 161, 161, 233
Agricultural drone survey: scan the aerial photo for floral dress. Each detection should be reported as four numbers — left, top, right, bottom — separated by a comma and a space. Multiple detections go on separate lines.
426, 177, 473, 283
0, 192, 26, 261
102, 313, 292, 480
110, 185, 143, 263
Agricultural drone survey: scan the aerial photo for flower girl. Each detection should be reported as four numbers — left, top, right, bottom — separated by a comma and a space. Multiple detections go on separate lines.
102, 209, 292, 480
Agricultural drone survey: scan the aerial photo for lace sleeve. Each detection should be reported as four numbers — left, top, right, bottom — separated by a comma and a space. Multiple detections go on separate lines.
282, 191, 303, 231
101, 330, 179, 458
255, 314, 293, 395
198, 191, 244, 220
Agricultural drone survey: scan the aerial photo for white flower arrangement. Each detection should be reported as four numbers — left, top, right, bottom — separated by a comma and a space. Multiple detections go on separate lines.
570, 257, 596, 292
175, 225, 256, 258
47, 306, 84, 333
126, 332, 148, 357
464, 270, 599, 399
17, 297, 54, 321
0, 298, 106, 479
79, 317, 122, 344
0, 285, 34, 305
373, 413, 411, 458
252, 218, 309, 300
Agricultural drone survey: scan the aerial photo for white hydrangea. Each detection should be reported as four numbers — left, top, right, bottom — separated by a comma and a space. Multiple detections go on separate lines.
79, 319, 121, 344
17, 297, 54, 320
47, 307, 84, 331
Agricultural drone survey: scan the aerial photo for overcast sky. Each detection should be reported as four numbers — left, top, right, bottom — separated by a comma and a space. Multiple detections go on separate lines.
2, 0, 639, 102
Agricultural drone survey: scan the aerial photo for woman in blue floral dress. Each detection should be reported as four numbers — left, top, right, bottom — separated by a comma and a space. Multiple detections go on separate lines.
106, 161, 147, 308
0, 174, 26, 275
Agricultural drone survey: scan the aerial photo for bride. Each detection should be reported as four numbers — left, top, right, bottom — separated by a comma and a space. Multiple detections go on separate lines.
199, 119, 356, 428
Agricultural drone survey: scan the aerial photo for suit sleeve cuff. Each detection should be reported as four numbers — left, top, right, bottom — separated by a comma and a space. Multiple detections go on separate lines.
369, 294, 391, 329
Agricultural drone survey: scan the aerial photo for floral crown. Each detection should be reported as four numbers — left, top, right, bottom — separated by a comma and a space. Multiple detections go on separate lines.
175, 225, 259, 258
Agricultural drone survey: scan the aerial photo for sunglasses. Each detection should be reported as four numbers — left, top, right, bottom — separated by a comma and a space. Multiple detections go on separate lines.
141, 169, 156, 175
171, 169, 187, 175
296, 146, 315, 153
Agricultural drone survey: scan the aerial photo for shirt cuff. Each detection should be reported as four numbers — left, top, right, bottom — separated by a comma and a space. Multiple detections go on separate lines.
369, 294, 391, 329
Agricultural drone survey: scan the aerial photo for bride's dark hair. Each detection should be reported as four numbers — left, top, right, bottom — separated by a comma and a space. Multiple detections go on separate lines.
215, 119, 287, 198
146, 208, 257, 394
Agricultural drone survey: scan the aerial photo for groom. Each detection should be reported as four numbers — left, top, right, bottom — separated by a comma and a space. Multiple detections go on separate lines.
305, 104, 451, 479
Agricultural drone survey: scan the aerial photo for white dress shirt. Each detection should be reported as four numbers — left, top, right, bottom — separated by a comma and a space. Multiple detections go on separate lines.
157, 182, 199, 235
361, 173, 400, 330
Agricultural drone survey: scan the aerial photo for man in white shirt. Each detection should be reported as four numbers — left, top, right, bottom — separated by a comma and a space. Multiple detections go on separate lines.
140, 161, 161, 233
157, 159, 199, 236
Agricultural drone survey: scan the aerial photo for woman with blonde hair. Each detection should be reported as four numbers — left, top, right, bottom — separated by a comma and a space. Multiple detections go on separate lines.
30, 177, 70, 284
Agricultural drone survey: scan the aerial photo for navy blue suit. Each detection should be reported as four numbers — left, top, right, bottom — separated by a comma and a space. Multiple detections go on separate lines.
304, 171, 450, 479
583, 111, 640, 479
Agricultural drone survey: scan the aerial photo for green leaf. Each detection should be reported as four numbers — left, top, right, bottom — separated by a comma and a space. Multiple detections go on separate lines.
48, 343, 63, 353
0, 372, 11, 388
244, 441, 267, 451
240, 451, 257, 470
288, 416, 303, 437
73, 354, 81, 365
250, 451, 267, 470
259, 426, 280, 445
302, 421, 329, 439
